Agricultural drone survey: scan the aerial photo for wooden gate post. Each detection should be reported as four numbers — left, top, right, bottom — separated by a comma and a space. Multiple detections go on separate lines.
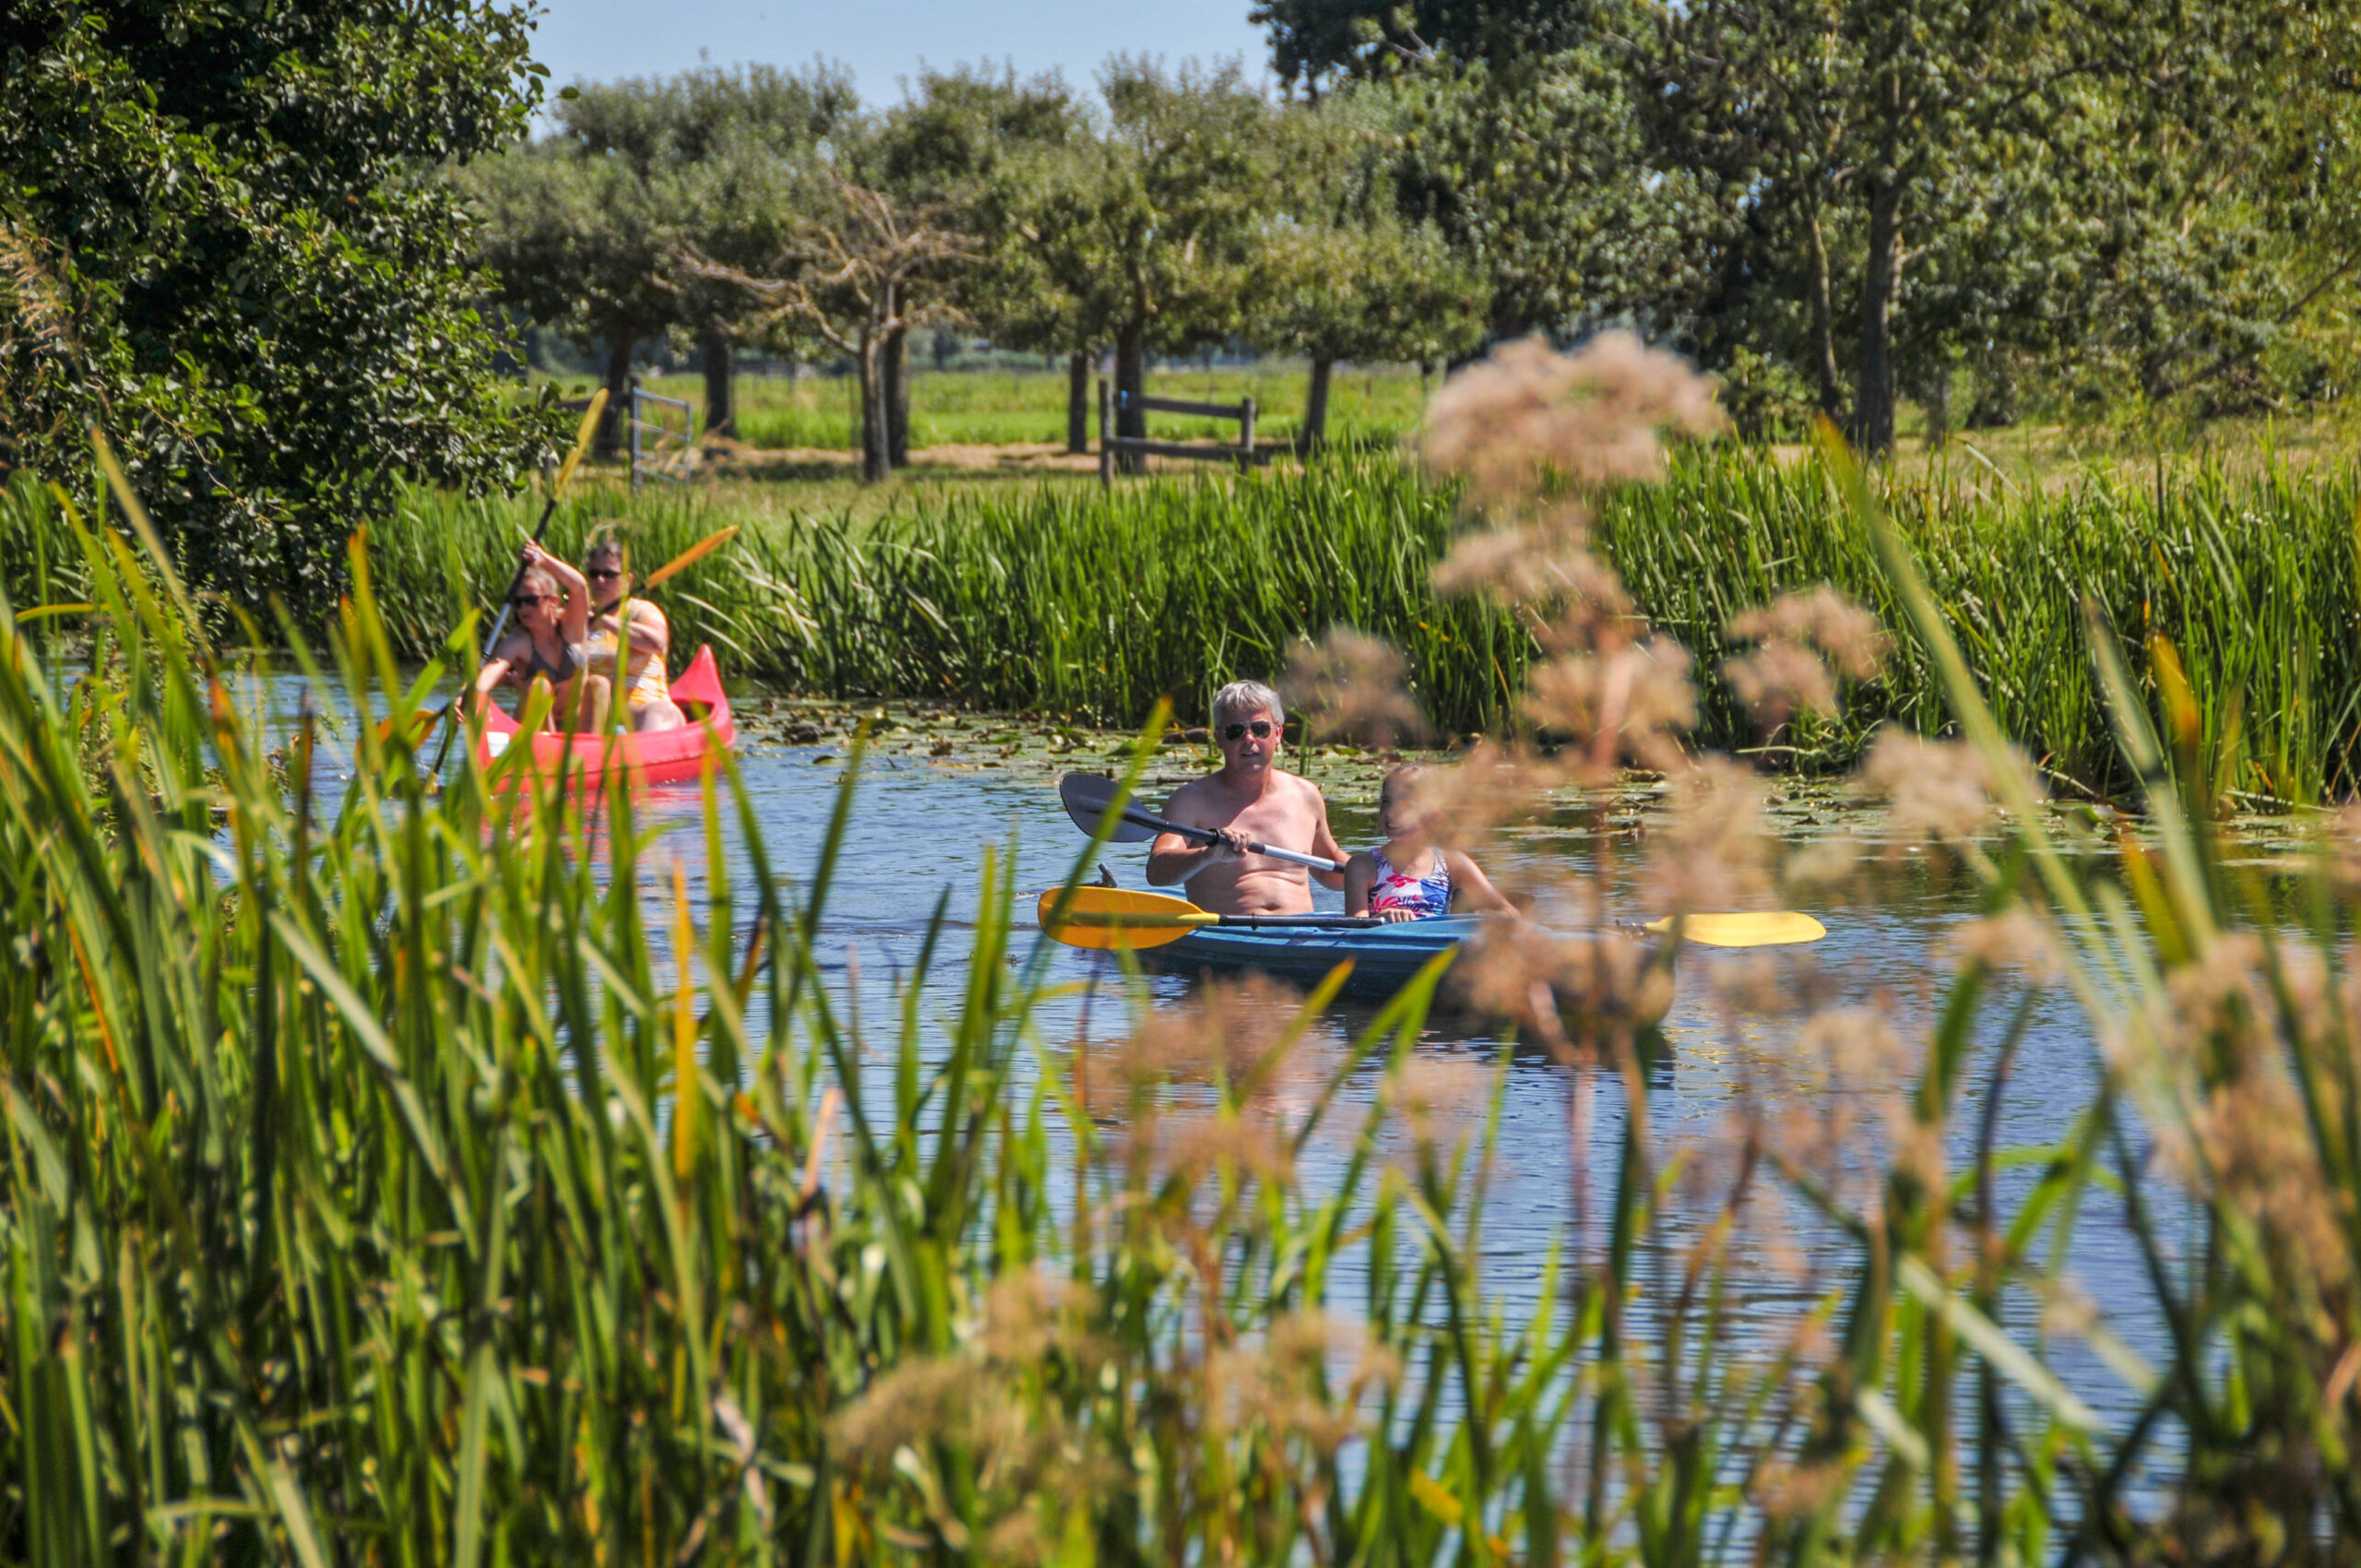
1238, 396, 1256, 475
1097, 377, 1113, 492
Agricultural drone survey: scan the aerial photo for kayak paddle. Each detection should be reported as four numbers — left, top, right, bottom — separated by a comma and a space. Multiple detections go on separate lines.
1037, 886, 1383, 950
639, 525, 739, 590
1059, 772, 1348, 873
1640, 910, 1827, 947
1036, 886, 1824, 951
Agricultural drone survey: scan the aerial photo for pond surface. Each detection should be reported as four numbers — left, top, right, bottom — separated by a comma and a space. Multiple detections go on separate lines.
283, 683, 2199, 1443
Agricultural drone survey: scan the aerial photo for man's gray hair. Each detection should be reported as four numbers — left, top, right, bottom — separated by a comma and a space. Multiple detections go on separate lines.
1210, 680, 1284, 731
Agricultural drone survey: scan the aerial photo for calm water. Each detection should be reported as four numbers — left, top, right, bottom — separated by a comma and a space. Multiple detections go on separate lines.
281, 679, 2162, 1439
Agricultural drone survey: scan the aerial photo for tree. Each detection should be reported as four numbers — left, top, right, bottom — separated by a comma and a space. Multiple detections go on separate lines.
683, 180, 977, 482
469, 65, 857, 453
552, 65, 856, 439
1252, 0, 1585, 88
467, 147, 681, 457
1255, 94, 1488, 447
0, 0, 556, 614
1619, 0, 2361, 450
1388, 55, 1703, 346
873, 66, 1090, 458
877, 66, 1105, 453
1014, 59, 1279, 471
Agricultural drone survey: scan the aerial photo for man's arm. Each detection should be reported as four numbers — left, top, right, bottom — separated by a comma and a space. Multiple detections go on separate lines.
1145, 786, 1248, 885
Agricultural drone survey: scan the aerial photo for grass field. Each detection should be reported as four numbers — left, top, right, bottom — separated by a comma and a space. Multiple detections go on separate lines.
551, 361, 1438, 453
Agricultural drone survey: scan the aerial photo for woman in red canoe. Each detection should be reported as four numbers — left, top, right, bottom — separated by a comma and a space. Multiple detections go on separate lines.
473, 538, 611, 732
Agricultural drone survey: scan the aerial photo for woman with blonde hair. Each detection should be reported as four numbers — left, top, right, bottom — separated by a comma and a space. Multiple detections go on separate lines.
473, 537, 609, 732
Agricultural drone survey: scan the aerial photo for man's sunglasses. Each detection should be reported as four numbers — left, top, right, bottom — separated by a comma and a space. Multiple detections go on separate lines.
586, 567, 622, 581
1221, 720, 1275, 741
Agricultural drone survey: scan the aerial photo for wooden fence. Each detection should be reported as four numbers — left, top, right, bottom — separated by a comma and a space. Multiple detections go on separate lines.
1097, 380, 1269, 487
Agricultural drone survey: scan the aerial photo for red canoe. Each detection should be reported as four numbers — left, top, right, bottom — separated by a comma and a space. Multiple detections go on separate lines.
475, 645, 736, 790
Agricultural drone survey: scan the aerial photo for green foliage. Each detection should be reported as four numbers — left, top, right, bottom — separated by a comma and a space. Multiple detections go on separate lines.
324, 445, 2361, 802
368, 457, 1530, 736
0, 486, 1575, 1563
1600, 446, 2361, 800
0, 0, 560, 617
465, 65, 860, 447
14, 422, 2361, 1563
1252, 89, 1488, 443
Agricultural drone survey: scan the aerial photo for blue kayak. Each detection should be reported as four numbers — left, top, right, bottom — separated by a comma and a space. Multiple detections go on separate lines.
1151, 915, 1491, 1000
1147, 915, 1679, 1050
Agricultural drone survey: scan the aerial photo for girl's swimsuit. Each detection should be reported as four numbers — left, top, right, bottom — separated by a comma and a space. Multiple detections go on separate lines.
586, 604, 672, 710
1368, 846, 1453, 919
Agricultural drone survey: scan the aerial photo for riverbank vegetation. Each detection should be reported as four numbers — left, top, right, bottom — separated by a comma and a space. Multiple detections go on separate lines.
8, 340, 2361, 1562
25, 434, 2354, 802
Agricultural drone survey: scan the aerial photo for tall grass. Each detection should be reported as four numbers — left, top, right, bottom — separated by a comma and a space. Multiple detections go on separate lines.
367, 459, 1533, 738
8, 429, 2361, 1561
1603, 448, 2361, 800
0, 477, 1591, 1562
12, 442, 2361, 798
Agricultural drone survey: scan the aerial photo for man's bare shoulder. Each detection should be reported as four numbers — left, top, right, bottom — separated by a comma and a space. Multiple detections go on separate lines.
1162, 774, 1228, 824
1275, 769, 1329, 807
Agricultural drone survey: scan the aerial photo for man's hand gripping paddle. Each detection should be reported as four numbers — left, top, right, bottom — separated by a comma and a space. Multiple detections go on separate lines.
1058, 771, 1348, 873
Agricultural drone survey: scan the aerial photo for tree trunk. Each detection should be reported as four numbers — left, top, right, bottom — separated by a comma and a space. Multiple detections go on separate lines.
1303, 355, 1335, 453
883, 325, 911, 468
1805, 205, 1845, 422
1115, 318, 1147, 476
855, 328, 890, 483
595, 336, 635, 458
1066, 350, 1091, 454
700, 327, 734, 438
1855, 181, 1904, 457
1922, 362, 1950, 452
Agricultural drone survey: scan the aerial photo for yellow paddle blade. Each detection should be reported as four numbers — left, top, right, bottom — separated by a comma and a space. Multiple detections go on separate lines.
642, 525, 740, 589
1643, 911, 1827, 948
551, 387, 609, 497
1035, 886, 1217, 950
374, 707, 440, 747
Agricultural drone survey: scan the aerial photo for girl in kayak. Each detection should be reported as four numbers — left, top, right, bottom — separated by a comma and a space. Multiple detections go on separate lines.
1345, 765, 1514, 922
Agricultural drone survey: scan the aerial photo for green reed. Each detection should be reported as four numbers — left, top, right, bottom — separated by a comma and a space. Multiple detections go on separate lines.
18, 446, 2361, 802
362, 460, 1533, 740
1602, 446, 2361, 802
0, 472, 1582, 1562
8, 432, 2361, 1562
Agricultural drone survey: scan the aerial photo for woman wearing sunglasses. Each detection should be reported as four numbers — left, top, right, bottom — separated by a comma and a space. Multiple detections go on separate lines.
577, 537, 685, 732
1146, 680, 1346, 916
473, 537, 610, 732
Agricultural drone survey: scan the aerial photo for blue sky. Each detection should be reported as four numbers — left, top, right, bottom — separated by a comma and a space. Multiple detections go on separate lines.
529, 0, 1273, 108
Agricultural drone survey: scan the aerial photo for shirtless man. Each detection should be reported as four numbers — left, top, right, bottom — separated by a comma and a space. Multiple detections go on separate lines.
1147, 680, 1346, 915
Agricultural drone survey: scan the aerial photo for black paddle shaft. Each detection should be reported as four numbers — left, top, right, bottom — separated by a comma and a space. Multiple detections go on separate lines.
1058, 773, 1348, 873
427, 491, 563, 778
